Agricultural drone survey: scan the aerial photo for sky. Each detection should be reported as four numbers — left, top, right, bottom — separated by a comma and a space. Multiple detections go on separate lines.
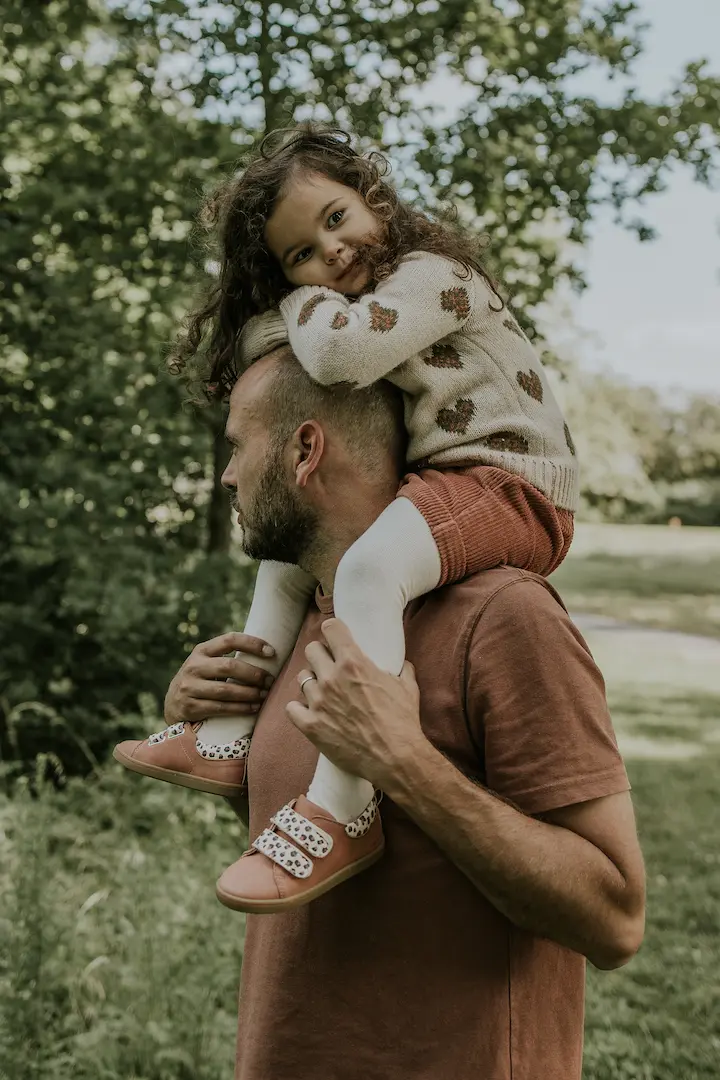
423, 0, 720, 395
573, 0, 720, 396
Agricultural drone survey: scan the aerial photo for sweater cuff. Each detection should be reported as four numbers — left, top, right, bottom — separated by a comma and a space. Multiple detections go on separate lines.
280, 285, 336, 328
237, 309, 288, 367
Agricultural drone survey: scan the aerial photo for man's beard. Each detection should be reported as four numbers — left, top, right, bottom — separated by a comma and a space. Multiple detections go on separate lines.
238, 443, 319, 566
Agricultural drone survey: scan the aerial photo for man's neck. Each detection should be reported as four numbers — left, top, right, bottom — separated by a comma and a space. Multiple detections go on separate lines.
301, 483, 397, 596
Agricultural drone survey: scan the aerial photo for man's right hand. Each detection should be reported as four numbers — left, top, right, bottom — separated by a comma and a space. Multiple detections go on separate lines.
163, 633, 276, 726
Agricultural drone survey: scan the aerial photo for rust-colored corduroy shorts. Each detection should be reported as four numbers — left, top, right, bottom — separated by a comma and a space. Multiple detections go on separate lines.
399, 464, 574, 588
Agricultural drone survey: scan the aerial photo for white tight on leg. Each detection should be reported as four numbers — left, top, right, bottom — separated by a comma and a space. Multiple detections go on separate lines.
307, 497, 442, 822
197, 561, 316, 749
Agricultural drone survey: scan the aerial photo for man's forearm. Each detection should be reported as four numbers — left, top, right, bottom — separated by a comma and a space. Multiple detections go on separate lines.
384, 739, 640, 969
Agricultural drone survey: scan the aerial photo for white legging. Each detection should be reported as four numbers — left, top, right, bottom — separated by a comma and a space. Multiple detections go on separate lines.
200, 496, 442, 822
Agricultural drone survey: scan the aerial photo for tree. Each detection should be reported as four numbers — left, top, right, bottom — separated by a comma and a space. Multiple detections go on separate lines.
3, 0, 720, 770
127, 0, 720, 310
558, 369, 665, 519
125, 0, 720, 517
0, 0, 252, 771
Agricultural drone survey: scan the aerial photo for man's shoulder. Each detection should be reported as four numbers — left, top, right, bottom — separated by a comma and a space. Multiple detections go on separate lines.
413, 566, 568, 625
405, 567, 575, 680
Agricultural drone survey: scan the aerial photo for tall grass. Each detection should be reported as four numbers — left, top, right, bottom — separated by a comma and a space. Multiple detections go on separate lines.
0, 763, 246, 1080
2, 524, 719, 1077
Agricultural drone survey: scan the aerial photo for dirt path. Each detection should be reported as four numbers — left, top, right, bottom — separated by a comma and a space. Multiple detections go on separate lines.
571, 612, 720, 760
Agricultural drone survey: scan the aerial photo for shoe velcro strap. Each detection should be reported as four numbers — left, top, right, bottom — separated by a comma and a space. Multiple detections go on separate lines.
271, 804, 333, 858
148, 722, 184, 745
252, 830, 313, 879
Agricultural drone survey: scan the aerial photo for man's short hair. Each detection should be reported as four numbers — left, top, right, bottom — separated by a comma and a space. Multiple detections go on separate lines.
259, 346, 407, 479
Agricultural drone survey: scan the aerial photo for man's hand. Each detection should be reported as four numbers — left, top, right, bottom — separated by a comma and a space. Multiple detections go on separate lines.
286, 619, 645, 969
286, 618, 425, 789
164, 632, 276, 725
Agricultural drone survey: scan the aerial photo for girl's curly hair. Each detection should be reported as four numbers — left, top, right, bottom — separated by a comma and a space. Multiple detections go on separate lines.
169, 124, 502, 400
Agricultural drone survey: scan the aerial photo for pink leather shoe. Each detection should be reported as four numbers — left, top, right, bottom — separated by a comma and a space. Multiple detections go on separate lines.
215, 794, 384, 913
113, 721, 249, 797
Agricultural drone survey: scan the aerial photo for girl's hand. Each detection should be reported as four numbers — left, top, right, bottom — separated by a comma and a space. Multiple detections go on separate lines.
163, 633, 276, 725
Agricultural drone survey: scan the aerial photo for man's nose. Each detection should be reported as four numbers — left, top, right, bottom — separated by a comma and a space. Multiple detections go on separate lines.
220, 459, 235, 492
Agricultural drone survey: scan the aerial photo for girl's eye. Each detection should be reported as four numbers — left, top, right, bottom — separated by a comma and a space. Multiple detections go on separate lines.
294, 246, 312, 265
328, 209, 344, 227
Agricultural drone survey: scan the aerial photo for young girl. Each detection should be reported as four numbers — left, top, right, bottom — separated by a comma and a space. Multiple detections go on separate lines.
115, 126, 578, 912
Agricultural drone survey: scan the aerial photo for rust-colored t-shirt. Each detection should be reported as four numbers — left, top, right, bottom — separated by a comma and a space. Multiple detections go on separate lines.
235, 568, 630, 1080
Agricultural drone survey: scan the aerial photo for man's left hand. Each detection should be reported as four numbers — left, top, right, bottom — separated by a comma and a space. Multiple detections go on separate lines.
286, 618, 425, 789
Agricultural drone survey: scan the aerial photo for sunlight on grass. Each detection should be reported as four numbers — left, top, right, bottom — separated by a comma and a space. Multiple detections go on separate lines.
584, 747, 720, 1080
578, 590, 720, 1079
552, 524, 720, 638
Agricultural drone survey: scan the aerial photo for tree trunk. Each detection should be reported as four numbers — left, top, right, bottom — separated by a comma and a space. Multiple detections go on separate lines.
207, 407, 233, 554
259, 0, 282, 133
206, 3, 281, 553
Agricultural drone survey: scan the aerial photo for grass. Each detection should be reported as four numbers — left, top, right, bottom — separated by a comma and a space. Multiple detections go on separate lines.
0, 761, 247, 1080
551, 523, 720, 638
583, 691, 720, 1080
1, 523, 719, 1078
572, 529, 720, 1078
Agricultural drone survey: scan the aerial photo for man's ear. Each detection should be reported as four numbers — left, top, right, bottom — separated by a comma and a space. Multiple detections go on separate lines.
292, 420, 325, 488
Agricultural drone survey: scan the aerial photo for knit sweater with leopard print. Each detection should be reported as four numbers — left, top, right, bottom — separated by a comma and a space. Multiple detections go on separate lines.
239, 251, 579, 511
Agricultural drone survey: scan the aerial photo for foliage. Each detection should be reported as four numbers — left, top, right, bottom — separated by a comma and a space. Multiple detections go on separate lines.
0, 758, 246, 1080
2, 0, 720, 775
123, 0, 720, 308
548, 329, 720, 523
0, 1, 254, 772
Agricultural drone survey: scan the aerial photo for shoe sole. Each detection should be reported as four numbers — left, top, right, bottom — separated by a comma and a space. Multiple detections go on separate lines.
112, 746, 246, 798
215, 841, 386, 914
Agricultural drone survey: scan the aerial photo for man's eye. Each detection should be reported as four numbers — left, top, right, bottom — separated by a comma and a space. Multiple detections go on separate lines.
328, 209, 344, 227
294, 246, 312, 265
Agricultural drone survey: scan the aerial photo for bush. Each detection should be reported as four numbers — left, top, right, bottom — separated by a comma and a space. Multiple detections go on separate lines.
0, 757, 246, 1080
0, 543, 255, 777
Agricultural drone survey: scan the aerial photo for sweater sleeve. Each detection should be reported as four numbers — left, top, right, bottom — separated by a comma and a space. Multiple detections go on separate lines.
279, 252, 477, 388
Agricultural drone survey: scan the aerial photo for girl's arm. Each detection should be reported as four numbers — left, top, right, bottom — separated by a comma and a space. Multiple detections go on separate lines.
279, 252, 477, 387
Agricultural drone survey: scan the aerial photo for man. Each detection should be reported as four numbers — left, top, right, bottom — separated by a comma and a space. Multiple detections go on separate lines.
165, 346, 645, 1080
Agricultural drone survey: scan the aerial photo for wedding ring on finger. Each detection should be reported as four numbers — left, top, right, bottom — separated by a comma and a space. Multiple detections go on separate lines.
299, 674, 316, 695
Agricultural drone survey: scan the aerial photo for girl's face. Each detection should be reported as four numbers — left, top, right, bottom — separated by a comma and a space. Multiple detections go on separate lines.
264, 172, 380, 295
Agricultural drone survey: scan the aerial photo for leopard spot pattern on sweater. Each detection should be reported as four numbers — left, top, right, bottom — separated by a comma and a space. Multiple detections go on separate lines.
440, 286, 471, 321
564, 423, 577, 456
503, 316, 526, 340
516, 369, 543, 402
437, 398, 475, 434
368, 301, 399, 332
297, 293, 326, 327
482, 431, 530, 455
424, 341, 464, 369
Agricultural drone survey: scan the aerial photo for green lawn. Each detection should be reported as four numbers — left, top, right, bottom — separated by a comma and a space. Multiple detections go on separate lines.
551, 523, 720, 638
567, 527, 720, 1077
584, 692, 720, 1080
1, 524, 719, 1078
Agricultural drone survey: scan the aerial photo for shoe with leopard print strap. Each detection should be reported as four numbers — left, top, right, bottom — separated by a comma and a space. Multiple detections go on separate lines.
113, 721, 250, 797
216, 793, 384, 913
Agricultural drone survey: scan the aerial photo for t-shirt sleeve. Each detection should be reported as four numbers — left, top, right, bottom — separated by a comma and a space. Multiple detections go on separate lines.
464, 576, 630, 815
279, 252, 476, 388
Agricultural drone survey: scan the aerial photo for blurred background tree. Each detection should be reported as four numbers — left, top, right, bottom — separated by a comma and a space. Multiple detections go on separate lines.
2, 0, 719, 772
